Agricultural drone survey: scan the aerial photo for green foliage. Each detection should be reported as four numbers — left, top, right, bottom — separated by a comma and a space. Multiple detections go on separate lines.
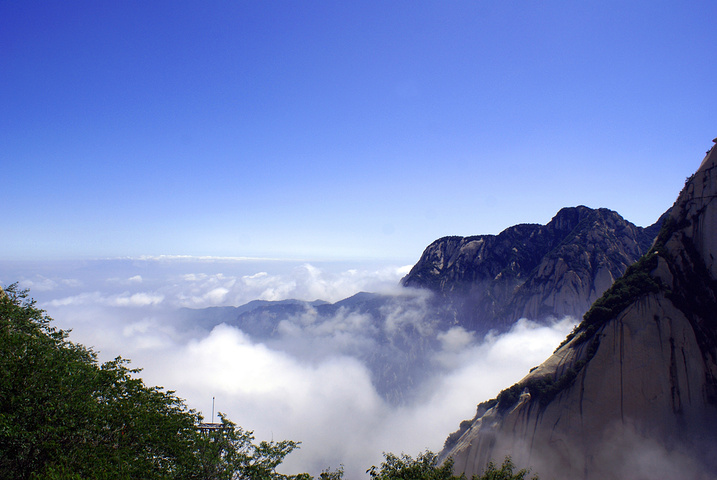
496, 384, 523, 413
0, 284, 308, 480
474, 456, 537, 480
193, 413, 306, 480
580, 253, 660, 333
367, 450, 459, 480
496, 375, 563, 412
367, 451, 537, 480
318, 465, 344, 480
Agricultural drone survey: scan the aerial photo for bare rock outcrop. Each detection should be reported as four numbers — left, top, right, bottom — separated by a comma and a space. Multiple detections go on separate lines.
440, 139, 717, 479
402, 206, 666, 332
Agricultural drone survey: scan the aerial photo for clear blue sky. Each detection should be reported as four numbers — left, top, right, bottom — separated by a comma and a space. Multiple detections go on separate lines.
2, 1, 715, 262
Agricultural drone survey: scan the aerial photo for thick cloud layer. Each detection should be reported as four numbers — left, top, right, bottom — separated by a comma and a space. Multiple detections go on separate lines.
1, 258, 575, 478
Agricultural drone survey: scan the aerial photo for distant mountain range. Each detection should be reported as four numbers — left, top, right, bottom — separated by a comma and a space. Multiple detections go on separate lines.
182, 206, 667, 405
440, 138, 717, 479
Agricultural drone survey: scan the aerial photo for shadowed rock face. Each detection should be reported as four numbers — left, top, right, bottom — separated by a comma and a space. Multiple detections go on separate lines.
402, 206, 666, 332
440, 139, 717, 480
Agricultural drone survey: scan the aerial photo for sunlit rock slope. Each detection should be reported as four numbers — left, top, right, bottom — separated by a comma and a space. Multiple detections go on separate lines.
440, 139, 717, 479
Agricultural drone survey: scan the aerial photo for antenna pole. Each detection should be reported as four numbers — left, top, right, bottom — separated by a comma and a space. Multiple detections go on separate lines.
212, 396, 215, 422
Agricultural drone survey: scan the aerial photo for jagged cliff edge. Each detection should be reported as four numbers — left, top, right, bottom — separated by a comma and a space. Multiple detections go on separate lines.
440, 139, 717, 480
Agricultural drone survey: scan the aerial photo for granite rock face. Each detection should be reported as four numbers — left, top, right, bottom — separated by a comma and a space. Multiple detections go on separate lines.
440, 139, 717, 479
402, 206, 666, 332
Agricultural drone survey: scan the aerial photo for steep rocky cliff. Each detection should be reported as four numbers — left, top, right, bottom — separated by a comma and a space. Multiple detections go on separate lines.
402, 206, 666, 332
440, 139, 717, 479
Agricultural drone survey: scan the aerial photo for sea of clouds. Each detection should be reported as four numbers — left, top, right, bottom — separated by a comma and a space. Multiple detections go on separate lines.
1, 257, 575, 478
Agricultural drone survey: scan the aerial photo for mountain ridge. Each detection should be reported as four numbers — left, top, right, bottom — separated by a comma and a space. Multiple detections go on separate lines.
440, 138, 717, 479
402, 205, 667, 332
180, 206, 669, 406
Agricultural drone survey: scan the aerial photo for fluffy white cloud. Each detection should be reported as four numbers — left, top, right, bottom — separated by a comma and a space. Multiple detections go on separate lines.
437, 326, 475, 353
17, 275, 83, 292
110, 292, 165, 307
93, 314, 574, 478
229, 263, 411, 305
46, 291, 164, 308
4, 258, 576, 478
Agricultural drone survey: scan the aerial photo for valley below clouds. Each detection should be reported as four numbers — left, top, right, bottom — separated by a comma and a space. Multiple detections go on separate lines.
1, 257, 575, 478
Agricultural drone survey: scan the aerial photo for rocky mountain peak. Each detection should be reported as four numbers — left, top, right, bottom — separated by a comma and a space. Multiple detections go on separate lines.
549, 204, 595, 232
440, 139, 717, 479
402, 205, 665, 332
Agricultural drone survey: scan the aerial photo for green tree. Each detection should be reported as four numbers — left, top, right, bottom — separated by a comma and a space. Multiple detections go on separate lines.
0, 283, 102, 478
367, 450, 459, 480
318, 464, 344, 480
475, 457, 538, 480
366, 451, 538, 480
0, 284, 308, 480
194, 413, 306, 480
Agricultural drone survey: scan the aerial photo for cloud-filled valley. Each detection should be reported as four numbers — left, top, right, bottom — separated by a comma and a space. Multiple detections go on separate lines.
0, 257, 575, 478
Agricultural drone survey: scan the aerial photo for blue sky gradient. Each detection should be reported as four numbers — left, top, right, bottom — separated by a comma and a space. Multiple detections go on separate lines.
2, 1, 716, 261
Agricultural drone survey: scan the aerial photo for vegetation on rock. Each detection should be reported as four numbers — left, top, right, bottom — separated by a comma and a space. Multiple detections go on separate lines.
573, 251, 661, 343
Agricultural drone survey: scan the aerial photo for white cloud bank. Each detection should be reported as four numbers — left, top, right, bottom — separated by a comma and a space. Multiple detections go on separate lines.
105, 318, 574, 478
10, 258, 412, 310
1, 258, 575, 478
